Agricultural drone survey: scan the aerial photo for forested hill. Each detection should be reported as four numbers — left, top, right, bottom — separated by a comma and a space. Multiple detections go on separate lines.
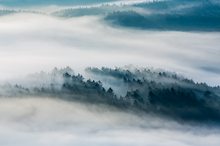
1, 67, 220, 124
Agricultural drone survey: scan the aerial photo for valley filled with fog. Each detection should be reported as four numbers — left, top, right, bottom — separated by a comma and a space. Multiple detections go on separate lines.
0, 97, 220, 146
0, 0, 220, 145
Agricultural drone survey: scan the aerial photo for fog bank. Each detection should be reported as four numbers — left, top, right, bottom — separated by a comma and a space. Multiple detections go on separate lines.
0, 97, 220, 146
0, 13, 219, 85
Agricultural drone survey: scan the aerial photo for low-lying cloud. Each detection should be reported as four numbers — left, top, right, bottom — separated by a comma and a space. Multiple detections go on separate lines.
0, 12, 219, 85
0, 1, 220, 145
0, 97, 220, 146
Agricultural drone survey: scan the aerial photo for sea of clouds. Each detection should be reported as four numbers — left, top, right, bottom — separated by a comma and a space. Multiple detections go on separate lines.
0, 97, 220, 146
0, 0, 220, 145
0, 13, 220, 85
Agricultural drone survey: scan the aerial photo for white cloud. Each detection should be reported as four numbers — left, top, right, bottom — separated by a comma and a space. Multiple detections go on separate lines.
0, 97, 219, 146
0, 3, 220, 146
0, 12, 219, 86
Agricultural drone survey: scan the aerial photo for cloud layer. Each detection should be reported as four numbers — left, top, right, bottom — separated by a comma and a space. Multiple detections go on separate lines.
0, 1, 220, 145
0, 97, 220, 146
2, 66, 220, 146
0, 13, 219, 85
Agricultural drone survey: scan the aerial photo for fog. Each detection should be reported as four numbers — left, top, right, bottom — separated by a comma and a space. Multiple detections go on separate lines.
0, 66, 218, 146
0, 13, 219, 85
0, 1, 220, 145
0, 97, 219, 146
